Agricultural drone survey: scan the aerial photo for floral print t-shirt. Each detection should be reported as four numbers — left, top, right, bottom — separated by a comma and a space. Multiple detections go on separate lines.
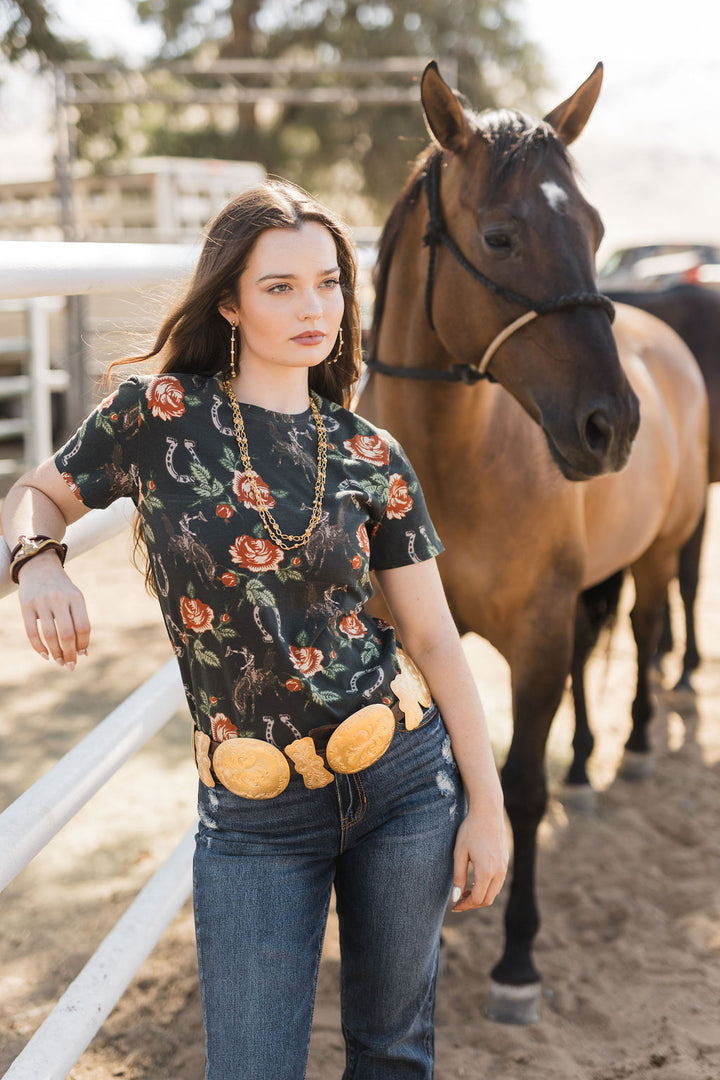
54, 372, 443, 748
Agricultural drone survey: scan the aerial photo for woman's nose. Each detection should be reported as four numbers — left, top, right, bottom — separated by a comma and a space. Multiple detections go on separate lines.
299, 289, 323, 318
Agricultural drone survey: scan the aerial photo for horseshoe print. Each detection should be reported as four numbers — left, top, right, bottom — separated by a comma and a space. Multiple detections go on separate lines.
165, 436, 192, 483
405, 529, 420, 564
253, 605, 286, 645
211, 394, 234, 436
151, 553, 170, 597
264, 716, 277, 745
253, 606, 273, 644
349, 665, 385, 699
278, 714, 303, 740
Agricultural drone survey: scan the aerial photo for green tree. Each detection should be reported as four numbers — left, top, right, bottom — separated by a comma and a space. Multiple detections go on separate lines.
0, 0, 85, 63
136, 0, 546, 219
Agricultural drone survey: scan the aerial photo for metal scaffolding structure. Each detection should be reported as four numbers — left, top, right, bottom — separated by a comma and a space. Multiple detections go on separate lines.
61, 56, 457, 107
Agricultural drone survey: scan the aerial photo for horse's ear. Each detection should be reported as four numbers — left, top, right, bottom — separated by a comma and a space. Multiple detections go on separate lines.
421, 61, 472, 153
543, 62, 603, 146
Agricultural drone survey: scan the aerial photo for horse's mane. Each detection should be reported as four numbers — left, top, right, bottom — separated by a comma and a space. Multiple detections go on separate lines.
368, 108, 568, 360
368, 145, 436, 360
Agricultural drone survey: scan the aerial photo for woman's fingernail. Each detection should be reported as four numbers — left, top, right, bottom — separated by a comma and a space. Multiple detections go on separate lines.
66, 661, 76, 672
452, 886, 462, 903
80, 649, 88, 657
54, 658, 64, 667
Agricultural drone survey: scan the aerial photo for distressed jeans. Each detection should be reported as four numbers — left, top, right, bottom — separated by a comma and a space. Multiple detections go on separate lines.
193, 706, 464, 1080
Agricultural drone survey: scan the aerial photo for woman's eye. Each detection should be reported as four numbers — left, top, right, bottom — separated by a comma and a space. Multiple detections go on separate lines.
321, 278, 340, 289
268, 283, 291, 293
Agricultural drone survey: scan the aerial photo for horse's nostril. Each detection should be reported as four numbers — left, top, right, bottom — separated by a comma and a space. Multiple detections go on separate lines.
583, 409, 613, 457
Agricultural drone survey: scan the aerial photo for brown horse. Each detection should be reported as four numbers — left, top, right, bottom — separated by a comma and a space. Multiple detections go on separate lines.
607, 283, 720, 689
358, 62, 708, 1023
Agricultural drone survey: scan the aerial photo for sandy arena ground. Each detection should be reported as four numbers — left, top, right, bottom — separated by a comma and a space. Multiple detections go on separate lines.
1, 491, 719, 1080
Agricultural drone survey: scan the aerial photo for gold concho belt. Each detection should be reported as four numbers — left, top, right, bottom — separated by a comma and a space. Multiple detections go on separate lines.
192, 650, 432, 800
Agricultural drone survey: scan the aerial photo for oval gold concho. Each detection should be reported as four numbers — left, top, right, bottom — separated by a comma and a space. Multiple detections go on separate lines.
213, 737, 291, 799
326, 704, 395, 774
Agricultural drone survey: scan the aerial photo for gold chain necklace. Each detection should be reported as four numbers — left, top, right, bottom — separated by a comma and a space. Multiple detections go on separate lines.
221, 378, 327, 550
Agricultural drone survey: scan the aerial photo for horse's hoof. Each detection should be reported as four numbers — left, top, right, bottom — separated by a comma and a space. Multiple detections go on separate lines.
484, 979, 541, 1025
561, 783, 597, 814
619, 749, 655, 780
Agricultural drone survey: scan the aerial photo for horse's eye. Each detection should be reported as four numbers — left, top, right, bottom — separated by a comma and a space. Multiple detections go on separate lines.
484, 231, 513, 251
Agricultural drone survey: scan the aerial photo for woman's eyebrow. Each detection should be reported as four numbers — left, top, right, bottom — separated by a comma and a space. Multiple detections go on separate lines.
256, 266, 340, 282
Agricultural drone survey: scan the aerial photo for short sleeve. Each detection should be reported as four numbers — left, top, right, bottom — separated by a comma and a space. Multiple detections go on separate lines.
369, 435, 443, 571
54, 377, 144, 510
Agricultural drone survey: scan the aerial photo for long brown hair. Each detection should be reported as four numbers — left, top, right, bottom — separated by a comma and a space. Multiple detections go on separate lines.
113, 179, 363, 592
112, 178, 361, 400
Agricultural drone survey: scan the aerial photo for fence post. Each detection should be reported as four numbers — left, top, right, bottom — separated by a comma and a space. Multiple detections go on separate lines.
26, 299, 52, 466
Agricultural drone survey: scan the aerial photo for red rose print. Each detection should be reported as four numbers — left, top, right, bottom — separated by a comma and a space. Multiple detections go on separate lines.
339, 613, 366, 639
180, 596, 215, 633
61, 472, 85, 502
221, 613, 230, 623
285, 678, 302, 692
232, 470, 276, 510
216, 503, 234, 519
289, 646, 324, 676
110, 413, 118, 421
148, 480, 156, 491
211, 713, 239, 741
343, 433, 389, 465
220, 572, 237, 587
386, 473, 413, 520
352, 554, 361, 569
229, 536, 284, 572
357, 523, 370, 555
145, 375, 186, 420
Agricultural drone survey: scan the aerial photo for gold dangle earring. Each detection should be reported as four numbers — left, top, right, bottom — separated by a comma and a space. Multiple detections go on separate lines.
327, 327, 343, 365
229, 322, 238, 378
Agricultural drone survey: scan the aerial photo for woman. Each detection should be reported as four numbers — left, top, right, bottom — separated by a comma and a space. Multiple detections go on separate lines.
2, 181, 507, 1079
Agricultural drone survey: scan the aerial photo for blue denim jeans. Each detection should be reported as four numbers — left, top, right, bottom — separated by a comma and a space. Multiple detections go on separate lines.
193, 706, 464, 1080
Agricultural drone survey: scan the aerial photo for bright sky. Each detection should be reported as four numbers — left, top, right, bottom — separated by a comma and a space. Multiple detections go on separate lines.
2, 0, 720, 247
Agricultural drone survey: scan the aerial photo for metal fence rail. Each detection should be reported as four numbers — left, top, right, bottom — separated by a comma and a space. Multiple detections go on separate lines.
1, 492, 194, 1076
2, 826, 195, 1080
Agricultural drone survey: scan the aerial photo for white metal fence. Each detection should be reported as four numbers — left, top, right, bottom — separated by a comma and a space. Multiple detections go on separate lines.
0, 244, 198, 1079
0, 503, 193, 1080
0, 241, 198, 472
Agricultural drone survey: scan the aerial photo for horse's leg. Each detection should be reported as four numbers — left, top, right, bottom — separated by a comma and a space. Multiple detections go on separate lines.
565, 571, 625, 813
487, 598, 575, 1025
655, 594, 673, 668
622, 543, 679, 779
672, 504, 707, 693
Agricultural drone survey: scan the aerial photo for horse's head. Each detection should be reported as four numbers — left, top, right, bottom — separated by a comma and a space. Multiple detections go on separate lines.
417, 62, 640, 480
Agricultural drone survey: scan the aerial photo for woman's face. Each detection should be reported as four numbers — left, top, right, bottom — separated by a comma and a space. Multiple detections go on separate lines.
220, 221, 345, 375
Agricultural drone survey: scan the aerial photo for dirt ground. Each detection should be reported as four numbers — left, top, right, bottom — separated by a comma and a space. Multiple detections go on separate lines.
1, 491, 719, 1080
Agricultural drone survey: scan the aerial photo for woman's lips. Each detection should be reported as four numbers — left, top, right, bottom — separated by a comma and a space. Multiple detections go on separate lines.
292, 332, 325, 345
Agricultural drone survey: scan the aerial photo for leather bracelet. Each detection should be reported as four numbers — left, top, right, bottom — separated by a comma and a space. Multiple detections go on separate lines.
10, 539, 69, 584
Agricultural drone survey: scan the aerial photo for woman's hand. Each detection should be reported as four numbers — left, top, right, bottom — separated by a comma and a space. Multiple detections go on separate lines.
451, 803, 509, 912
17, 550, 91, 669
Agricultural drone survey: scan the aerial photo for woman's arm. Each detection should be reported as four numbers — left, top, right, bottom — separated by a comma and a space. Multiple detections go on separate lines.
2, 458, 92, 668
374, 558, 509, 911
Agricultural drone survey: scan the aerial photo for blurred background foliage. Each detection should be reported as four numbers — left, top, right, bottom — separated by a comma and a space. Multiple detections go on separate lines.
2, 0, 546, 221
